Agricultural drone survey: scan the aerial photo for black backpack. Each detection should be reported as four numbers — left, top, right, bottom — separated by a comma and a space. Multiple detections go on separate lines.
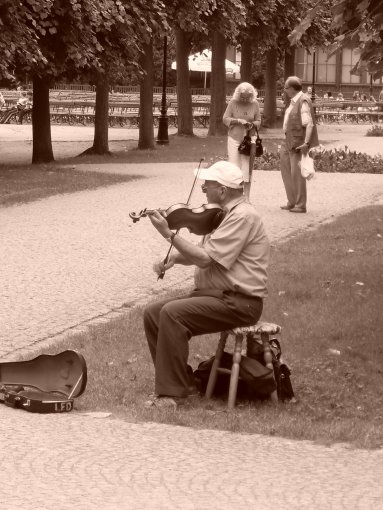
194, 337, 295, 403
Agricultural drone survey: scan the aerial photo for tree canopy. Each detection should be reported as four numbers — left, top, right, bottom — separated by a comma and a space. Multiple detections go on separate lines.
0, 0, 168, 85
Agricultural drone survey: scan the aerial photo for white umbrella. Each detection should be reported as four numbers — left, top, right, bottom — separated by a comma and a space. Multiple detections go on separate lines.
171, 49, 240, 88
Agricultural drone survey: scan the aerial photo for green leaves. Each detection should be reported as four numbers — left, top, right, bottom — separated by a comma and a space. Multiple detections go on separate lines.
0, 0, 170, 83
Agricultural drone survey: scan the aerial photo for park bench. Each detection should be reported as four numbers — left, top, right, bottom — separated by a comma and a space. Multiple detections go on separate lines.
165, 101, 210, 128
0, 106, 32, 124
48, 100, 95, 125
50, 100, 160, 127
108, 102, 142, 127
0, 107, 17, 124
191, 101, 211, 127
315, 100, 383, 123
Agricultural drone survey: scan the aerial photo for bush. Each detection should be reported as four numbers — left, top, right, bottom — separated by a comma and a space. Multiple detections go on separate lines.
311, 146, 383, 174
366, 124, 383, 137
255, 149, 280, 170
255, 146, 383, 174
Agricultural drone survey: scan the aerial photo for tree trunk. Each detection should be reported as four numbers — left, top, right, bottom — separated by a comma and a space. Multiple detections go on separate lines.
263, 47, 278, 128
92, 74, 110, 154
284, 48, 295, 80
208, 31, 227, 136
81, 73, 110, 155
138, 40, 155, 149
240, 38, 253, 83
32, 75, 54, 164
175, 29, 193, 136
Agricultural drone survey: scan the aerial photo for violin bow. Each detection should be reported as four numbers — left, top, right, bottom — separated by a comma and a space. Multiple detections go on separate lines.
157, 157, 205, 281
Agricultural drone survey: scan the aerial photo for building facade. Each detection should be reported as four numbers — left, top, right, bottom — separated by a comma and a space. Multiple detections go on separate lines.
295, 47, 383, 99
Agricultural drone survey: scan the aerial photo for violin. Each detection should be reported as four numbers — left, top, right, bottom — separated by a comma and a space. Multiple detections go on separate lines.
129, 202, 225, 236
129, 158, 221, 280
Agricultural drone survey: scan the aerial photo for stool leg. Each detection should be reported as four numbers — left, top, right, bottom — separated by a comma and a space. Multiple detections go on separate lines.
227, 334, 243, 410
261, 332, 278, 404
205, 332, 227, 399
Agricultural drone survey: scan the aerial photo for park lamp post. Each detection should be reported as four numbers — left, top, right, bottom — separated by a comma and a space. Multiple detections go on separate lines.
156, 35, 169, 145
369, 73, 373, 98
311, 49, 316, 114
311, 49, 316, 101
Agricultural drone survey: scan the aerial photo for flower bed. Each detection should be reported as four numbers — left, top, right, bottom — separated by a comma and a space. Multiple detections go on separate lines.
366, 124, 383, 137
256, 146, 383, 174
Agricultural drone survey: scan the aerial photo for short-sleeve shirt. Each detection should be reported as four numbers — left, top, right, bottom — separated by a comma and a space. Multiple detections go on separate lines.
17, 97, 29, 109
194, 196, 269, 298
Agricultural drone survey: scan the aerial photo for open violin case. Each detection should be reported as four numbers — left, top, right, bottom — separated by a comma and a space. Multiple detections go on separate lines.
0, 350, 87, 413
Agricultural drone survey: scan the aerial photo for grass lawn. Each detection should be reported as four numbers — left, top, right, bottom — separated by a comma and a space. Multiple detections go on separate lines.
31, 204, 383, 450
0, 166, 142, 208
75, 134, 283, 165
0, 134, 284, 207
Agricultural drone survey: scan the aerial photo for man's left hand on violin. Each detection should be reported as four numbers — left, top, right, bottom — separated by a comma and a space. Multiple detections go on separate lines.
146, 210, 172, 239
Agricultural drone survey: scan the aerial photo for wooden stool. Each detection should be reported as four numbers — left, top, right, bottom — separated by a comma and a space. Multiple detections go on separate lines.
205, 321, 281, 409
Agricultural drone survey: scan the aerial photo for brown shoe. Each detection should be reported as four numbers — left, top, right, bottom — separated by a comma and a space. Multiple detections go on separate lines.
280, 204, 294, 210
289, 207, 307, 213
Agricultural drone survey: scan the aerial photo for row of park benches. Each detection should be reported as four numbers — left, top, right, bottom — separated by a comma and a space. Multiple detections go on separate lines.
0, 99, 212, 127
314, 100, 383, 124
1, 96, 382, 127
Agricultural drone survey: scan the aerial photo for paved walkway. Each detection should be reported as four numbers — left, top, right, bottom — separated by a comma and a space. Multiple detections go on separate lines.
1, 410, 382, 510
1, 124, 383, 509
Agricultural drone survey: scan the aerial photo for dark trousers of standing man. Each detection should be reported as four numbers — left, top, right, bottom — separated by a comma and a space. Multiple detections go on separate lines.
280, 143, 307, 210
143, 289, 263, 398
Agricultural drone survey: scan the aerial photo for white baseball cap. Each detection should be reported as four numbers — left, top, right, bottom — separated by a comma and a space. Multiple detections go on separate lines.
194, 161, 244, 189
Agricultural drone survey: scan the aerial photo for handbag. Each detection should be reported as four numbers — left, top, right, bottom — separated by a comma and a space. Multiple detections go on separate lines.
238, 129, 252, 156
254, 126, 263, 157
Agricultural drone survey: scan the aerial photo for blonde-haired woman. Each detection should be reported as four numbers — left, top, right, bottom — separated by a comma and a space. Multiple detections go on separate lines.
223, 82, 261, 199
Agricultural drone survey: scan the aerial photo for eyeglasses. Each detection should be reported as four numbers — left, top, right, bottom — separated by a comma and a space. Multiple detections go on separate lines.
201, 184, 226, 193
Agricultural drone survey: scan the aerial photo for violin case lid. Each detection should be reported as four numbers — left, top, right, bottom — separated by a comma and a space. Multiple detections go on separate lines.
0, 350, 87, 413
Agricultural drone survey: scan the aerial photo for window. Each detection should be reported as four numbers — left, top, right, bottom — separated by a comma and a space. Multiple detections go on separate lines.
295, 48, 336, 83
317, 50, 336, 83
341, 48, 361, 84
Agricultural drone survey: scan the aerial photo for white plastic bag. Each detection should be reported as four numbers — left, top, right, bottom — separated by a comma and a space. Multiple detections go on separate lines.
299, 153, 315, 180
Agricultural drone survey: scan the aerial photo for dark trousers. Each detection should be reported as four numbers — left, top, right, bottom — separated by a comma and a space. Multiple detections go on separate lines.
143, 289, 263, 397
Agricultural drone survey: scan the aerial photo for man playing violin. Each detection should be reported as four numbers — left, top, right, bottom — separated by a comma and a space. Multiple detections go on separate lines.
144, 160, 270, 409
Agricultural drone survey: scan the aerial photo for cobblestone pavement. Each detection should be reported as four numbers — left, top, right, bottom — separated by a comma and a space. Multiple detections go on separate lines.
1, 406, 383, 510
1, 124, 383, 509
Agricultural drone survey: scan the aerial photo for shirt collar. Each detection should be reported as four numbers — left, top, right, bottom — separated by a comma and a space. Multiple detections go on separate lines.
223, 194, 246, 213
291, 90, 303, 105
